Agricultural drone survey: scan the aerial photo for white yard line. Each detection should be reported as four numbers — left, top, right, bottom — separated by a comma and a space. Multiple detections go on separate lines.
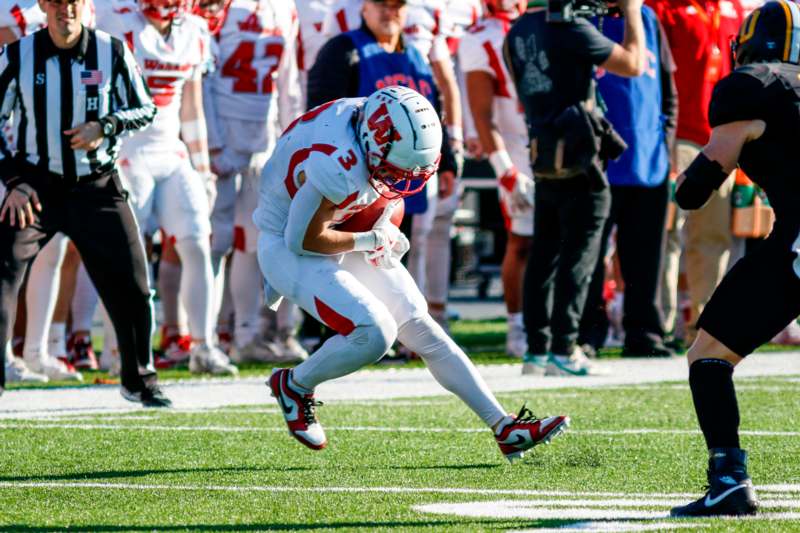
0, 481, 708, 498
2, 352, 798, 419
1, 421, 798, 437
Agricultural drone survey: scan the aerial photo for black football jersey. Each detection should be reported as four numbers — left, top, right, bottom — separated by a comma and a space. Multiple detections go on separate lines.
709, 62, 800, 244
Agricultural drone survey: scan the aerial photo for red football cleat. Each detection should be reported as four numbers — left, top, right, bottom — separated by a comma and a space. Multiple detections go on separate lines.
268, 368, 327, 450
495, 404, 570, 463
68, 335, 99, 371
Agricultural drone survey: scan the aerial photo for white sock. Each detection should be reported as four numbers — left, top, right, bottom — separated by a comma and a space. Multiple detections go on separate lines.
175, 236, 215, 344
48, 322, 67, 359
71, 263, 99, 333
508, 312, 523, 328
231, 250, 262, 347
397, 315, 506, 428
23, 234, 68, 365
292, 321, 396, 390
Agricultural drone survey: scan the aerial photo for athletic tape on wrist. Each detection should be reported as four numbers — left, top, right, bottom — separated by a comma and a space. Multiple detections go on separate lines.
181, 119, 206, 144
352, 231, 377, 252
488, 150, 514, 178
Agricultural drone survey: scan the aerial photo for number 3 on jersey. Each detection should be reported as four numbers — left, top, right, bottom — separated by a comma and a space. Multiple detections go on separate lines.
222, 41, 284, 94
338, 149, 358, 171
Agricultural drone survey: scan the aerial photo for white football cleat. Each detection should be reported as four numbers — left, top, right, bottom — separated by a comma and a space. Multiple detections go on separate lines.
268, 368, 327, 450
495, 405, 570, 463
189, 344, 239, 376
25, 356, 82, 382
5, 357, 49, 383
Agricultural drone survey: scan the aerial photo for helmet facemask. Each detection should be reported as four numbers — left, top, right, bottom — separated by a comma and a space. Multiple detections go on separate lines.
140, 0, 189, 23
193, 0, 231, 35
359, 86, 443, 200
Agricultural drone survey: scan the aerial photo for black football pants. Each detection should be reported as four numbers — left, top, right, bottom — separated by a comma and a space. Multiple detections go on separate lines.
579, 179, 670, 350
523, 176, 611, 355
0, 168, 155, 393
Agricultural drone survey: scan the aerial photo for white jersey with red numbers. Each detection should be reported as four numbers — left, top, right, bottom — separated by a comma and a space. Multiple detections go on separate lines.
320, 0, 358, 42
210, 0, 300, 127
255, 98, 382, 237
0, 0, 95, 38
403, 0, 451, 63
98, 9, 211, 146
459, 16, 526, 138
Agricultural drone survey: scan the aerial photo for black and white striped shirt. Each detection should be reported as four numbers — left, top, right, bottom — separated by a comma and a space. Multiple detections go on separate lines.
0, 26, 155, 183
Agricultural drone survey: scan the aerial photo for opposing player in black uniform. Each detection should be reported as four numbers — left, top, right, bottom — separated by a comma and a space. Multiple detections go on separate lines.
670, 0, 800, 517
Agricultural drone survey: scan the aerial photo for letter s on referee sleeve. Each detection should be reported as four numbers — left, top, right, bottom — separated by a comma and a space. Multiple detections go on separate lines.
109, 38, 156, 135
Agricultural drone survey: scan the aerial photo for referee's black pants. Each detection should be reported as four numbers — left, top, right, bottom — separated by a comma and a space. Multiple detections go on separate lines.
0, 167, 155, 393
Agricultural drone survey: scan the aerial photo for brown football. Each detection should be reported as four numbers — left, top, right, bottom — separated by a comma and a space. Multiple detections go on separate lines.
334, 196, 405, 232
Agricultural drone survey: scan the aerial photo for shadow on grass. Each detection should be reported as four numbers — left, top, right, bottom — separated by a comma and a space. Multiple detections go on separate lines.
0, 466, 307, 482
0, 461, 500, 483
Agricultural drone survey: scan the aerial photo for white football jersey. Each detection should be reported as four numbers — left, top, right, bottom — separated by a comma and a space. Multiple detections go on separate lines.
295, 0, 338, 73
0, 0, 95, 38
209, 0, 300, 127
255, 98, 382, 237
403, 0, 451, 63
98, 9, 212, 144
459, 16, 526, 138
320, 0, 358, 42
444, 0, 482, 44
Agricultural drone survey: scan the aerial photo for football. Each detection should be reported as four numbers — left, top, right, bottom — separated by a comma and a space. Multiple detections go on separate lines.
334, 196, 405, 232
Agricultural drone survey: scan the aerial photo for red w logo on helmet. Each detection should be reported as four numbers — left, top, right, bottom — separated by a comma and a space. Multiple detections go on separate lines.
367, 103, 403, 146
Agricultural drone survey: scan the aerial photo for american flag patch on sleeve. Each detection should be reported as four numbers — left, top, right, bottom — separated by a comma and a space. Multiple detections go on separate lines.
80, 70, 103, 85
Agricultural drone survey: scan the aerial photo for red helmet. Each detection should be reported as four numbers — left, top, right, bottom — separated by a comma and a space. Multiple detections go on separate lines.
485, 0, 527, 15
193, 0, 232, 35
139, 0, 192, 23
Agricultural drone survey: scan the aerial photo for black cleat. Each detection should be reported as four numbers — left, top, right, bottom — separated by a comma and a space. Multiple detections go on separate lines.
671, 448, 758, 517
121, 382, 172, 408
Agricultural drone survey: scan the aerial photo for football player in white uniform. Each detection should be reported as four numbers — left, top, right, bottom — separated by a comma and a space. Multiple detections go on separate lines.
194, 0, 305, 363
460, 0, 534, 361
98, 0, 238, 375
294, 0, 338, 102
319, 0, 463, 332
256, 86, 569, 460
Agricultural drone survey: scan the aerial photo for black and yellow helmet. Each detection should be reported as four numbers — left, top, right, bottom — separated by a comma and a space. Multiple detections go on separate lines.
733, 0, 800, 65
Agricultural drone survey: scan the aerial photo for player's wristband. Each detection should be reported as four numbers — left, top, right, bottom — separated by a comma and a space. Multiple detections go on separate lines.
447, 124, 464, 143
352, 231, 377, 252
488, 150, 514, 178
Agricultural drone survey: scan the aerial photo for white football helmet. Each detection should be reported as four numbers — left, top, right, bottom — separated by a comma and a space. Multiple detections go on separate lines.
139, 0, 192, 22
358, 86, 442, 199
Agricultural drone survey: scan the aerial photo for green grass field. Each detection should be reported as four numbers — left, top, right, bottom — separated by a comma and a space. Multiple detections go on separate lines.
1, 375, 799, 530
2, 320, 799, 531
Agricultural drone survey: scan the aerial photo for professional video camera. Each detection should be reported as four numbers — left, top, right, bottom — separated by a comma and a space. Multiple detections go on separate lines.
546, 0, 609, 22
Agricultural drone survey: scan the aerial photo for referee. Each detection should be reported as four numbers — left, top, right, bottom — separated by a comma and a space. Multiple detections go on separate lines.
0, 0, 169, 406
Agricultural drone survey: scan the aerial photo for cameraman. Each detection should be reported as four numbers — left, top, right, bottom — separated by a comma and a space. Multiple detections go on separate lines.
505, 0, 646, 376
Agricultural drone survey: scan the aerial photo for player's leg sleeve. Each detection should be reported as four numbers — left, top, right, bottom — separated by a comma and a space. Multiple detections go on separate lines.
397, 315, 506, 428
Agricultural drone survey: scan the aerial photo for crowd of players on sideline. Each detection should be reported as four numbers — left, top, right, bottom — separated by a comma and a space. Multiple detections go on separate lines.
2, 0, 799, 386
